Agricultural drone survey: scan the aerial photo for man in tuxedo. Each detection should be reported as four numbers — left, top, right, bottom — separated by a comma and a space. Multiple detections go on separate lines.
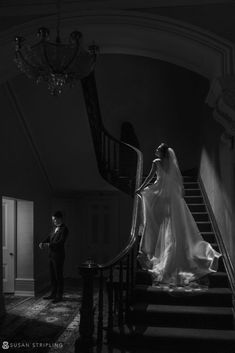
39, 211, 68, 303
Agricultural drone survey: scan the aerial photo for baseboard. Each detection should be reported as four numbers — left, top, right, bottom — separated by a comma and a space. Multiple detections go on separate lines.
198, 176, 235, 297
14, 290, 34, 297
15, 278, 35, 296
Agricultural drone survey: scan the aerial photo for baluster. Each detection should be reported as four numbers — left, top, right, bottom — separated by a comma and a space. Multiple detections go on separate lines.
102, 132, 105, 168
75, 260, 98, 353
97, 269, 104, 347
107, 138, 111, 172
105, 136, 109, 170
113, 142, 117, 175
108, 267, 114, 333
125, 254, 130, 321
133, 239, 138, 287
130, 247, 135, 298
98, 128, 102, 154
118, 260, 124, 326
110, 140, 114, 172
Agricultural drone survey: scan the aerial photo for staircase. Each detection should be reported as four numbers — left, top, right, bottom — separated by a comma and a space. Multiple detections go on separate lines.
110, 174, 235, 353
79, 72, 235, 353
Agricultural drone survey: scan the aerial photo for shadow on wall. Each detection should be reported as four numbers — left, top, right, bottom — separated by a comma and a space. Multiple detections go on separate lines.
95, 54, 209, 174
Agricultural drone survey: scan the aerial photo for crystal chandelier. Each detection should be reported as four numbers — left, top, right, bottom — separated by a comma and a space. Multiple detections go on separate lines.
14, 0, 99, 95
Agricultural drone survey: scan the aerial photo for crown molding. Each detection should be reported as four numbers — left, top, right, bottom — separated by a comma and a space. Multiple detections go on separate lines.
0, 0, 233, 17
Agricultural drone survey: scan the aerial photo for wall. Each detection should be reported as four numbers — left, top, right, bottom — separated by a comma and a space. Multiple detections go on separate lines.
199, 105, 235, 269
52, 190, 133, 279
95, 54, 209, 174
0, 84, 52, 316
9, 74, 114, 193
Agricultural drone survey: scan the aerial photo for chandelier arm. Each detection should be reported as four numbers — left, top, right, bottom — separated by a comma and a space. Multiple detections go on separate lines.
15, 50, 40, 72
42, 43, 57, 72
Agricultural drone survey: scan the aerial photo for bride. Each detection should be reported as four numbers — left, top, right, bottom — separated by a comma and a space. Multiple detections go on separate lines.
136, 143, 221, 289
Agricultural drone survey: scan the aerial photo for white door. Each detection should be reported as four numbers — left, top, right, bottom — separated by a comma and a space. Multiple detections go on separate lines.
2, 198, 15, 293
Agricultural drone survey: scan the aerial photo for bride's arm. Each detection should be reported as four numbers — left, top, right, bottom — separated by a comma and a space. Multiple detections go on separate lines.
136, 160, 158, 192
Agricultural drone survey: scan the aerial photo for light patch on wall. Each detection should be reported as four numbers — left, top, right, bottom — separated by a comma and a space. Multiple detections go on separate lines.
200, 148, 220, 206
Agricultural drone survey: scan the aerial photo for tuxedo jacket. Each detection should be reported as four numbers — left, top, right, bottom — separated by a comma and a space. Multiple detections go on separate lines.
43, 224, 68, 260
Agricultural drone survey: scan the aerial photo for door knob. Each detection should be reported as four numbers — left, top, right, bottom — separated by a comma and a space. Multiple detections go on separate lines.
9, 253, 14, 256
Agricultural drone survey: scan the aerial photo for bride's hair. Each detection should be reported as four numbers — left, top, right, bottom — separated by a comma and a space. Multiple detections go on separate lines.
157, 142, 169, 160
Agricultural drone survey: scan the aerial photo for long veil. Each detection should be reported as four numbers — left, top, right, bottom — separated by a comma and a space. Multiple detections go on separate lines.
167, 147, 184, 195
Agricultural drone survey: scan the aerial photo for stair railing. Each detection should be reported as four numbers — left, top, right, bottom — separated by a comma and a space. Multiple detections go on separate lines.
75, 72, 143, 352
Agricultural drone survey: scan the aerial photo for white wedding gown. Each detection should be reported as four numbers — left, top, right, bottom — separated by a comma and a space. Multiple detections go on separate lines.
138, 148, 221, 290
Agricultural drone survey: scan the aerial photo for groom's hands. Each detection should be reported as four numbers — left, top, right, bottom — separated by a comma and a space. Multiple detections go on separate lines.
39, 242, 49, 250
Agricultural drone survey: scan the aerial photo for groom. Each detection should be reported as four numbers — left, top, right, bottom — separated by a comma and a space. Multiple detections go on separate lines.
39, 211, 69, 303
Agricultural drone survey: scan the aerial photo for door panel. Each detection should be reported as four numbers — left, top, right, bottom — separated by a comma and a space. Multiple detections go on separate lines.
2, 198, 15, 293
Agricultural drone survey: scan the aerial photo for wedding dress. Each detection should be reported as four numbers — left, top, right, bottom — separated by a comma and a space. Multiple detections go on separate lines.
138, 148, 221, 289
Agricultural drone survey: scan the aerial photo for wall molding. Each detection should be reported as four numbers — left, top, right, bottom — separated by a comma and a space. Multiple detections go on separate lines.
206, 76, 235, 136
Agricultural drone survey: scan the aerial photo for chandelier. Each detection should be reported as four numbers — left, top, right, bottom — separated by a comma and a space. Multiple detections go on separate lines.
14, 0, 99, 95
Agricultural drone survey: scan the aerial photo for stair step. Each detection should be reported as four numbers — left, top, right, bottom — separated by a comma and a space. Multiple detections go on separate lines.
183, 175, 198, 182
134, 285, 232, 307
130, 303, 234, 329
218, 256, 226, 272
201, 231, 216, 242
210, 271, 230, 288
185, 195, 203, 204
210, 242, 219, 250
197, 221, 212, 232
185, 189, 201, 196
183, 182, 199, 189
110, 325, 235, 352
188, 203, 207, 212
192, 212, 209, 222
136, 270, 229, 288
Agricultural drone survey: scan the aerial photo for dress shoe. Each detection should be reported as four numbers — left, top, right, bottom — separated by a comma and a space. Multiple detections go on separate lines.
52, 297, 63, 303
43, 295, 56, 300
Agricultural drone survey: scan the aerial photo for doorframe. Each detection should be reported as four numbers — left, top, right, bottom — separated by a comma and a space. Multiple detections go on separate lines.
2, 196, 34, 297
2, 197, 16, 294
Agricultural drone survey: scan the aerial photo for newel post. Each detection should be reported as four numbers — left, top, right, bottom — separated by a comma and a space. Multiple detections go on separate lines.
75, 259, 98, 353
